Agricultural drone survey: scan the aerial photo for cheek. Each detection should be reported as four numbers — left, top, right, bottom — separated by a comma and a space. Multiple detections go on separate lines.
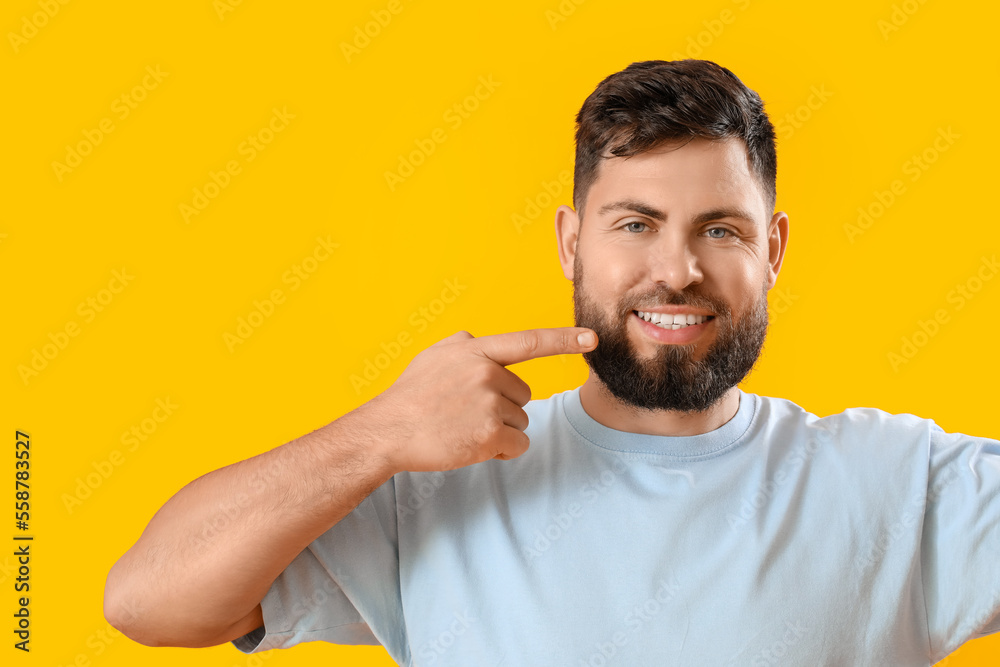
605, 245, 650, 283
580, 245, 641, 293
708, 257, 762, 306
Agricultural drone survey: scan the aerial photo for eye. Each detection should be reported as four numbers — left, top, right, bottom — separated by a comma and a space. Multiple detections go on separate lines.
705, 227, 730, 239
623, 221, 649, 233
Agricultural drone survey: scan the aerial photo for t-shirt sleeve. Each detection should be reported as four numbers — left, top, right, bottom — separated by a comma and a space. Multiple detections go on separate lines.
231, 475, 408, 663
920, 423, 1000, 660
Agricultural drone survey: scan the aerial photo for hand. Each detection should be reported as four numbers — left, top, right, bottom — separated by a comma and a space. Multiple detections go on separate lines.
359, 327, 598, 473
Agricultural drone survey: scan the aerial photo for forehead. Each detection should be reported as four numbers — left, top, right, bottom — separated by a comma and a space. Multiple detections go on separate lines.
586, 137, 767, 222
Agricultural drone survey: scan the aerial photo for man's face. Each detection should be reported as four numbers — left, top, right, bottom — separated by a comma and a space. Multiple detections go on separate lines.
556, 137, 787, 413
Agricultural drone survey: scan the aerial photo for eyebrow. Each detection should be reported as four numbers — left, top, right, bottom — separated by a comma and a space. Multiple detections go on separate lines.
596, 199, 758, 226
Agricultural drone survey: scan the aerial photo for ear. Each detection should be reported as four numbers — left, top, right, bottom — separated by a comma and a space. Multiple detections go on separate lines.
555, 204, 581, 281
766, 210, 790, 289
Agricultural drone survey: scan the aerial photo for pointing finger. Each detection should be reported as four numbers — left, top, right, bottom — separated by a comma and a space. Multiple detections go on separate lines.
472, 327, 597, 367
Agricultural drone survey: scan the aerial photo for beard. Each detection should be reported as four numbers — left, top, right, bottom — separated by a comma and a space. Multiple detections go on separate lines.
573, 254, 770, 414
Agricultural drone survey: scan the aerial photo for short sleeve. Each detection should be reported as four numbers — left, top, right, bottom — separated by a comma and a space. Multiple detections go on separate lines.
920, 424, 1000, 660
231, 475, 409, 664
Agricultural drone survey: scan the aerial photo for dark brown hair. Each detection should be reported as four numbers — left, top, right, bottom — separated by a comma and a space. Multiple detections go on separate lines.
573, 59, 777, 220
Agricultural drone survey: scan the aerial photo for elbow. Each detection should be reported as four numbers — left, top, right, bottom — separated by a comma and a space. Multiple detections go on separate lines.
103, 564, 239, 649
103, 585, 196, 647
103, 566, 161, 646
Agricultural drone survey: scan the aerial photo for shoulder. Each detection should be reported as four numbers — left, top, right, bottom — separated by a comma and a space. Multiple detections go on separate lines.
750, 392, 940, 455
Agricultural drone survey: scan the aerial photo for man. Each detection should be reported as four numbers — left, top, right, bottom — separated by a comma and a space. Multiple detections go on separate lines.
104, 60, 1000, 665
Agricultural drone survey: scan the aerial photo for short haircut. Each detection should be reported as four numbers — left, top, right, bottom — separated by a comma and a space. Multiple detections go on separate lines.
573, 59, 777, 221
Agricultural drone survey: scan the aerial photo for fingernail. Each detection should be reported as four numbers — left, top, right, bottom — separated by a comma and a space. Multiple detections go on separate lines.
577, 331, 596, 347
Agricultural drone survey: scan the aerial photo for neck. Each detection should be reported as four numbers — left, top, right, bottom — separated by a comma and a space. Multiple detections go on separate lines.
579, 371, 741, 437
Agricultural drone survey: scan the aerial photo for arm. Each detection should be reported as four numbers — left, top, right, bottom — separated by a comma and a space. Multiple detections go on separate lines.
103, 327, 598, 648
103, 401, 397, 648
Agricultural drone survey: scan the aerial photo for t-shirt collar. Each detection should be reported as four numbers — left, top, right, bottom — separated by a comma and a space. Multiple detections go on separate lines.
562, 385, 757, 459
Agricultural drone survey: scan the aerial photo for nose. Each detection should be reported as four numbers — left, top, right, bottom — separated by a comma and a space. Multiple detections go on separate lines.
646, 233, 703, 292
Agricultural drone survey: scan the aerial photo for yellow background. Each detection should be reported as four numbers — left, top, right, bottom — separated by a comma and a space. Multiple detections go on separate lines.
3, 0, 998, 665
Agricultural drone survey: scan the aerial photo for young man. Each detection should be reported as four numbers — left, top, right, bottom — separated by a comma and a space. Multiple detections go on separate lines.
104, 60, 1000, 666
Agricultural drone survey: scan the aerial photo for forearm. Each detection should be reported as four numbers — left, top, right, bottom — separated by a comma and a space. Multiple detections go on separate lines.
104, 402, 398, 647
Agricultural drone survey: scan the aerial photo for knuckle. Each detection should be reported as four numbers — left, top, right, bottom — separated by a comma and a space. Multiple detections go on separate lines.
517, 332, 541, 358
434, 330, 472, 347
474, 417, 503, 443
471, 363, 497, 386
489, 394, 508, 415
516, 377, 532, 404
514, 407, 530, 430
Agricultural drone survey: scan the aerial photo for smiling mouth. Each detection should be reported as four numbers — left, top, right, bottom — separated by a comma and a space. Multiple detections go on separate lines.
634, 310, 715, 330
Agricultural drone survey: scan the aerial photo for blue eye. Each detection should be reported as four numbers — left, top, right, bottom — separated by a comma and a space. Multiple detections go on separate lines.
706, 228, 729, 238
624, 222, 648, 233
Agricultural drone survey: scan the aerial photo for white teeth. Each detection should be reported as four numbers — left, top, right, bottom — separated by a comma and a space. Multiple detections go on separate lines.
636, 311, 709, 329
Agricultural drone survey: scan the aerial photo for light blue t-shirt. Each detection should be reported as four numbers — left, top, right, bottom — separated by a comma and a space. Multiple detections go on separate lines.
233, 387, 1000, 665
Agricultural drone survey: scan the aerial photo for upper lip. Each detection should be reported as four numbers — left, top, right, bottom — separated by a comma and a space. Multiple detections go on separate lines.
633, 306, 715, 317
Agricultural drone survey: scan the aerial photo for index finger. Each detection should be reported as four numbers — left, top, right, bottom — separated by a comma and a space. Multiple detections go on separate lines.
471, 327, 598, 367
